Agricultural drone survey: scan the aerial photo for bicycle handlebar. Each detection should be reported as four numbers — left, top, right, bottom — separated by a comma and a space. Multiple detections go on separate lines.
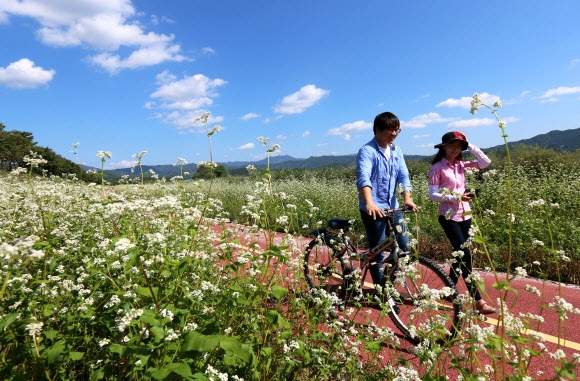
383, 205, 415, 214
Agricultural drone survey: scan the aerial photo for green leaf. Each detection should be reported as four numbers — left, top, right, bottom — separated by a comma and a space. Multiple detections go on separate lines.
151, 362, 193, 380
474, 235, 487, 244
182, 331, 221, 352
109, 343, 125, 356
0, 313, 18, 331
139, 309, 160, 326
269, 285, 289, 300
265, 310, 291, 329
150, 326, 166, 342
136, 286, 159, 299
220, 338, 254, 364
69, 352, 85, 360
46, 340, 65, 364
43, 329, 59, 341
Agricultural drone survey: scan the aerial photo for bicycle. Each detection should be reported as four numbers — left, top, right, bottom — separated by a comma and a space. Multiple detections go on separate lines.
303, 206, 463, 345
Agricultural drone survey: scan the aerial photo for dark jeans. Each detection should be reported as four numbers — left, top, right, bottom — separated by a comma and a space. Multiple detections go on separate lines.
360, 210, 410, 286
438, 216, 481, 302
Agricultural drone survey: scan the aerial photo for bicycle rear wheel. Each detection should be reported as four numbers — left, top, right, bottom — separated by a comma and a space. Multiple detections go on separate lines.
303, 233, 348, 295
385, 255, 462, 345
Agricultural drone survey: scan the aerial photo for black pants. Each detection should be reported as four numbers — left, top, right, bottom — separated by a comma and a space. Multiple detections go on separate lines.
438, 216, 481, 302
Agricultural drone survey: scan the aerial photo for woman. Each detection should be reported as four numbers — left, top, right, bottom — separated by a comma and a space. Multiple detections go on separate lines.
428, 131, 495, 315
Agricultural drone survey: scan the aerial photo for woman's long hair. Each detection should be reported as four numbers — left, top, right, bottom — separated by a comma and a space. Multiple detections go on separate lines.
431, 148, 463, 165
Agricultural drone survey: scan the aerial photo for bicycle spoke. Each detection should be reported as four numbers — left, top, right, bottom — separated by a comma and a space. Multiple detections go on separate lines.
386, 255, 462, 345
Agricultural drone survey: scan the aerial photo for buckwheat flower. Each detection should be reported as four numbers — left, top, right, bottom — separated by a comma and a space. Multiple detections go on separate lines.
551, 202, 560, 209
184, 322, 198, 331
160, 309, 174, 321
96, 151, 112, 160
445, 208, 453, 220
26, 322, 44, 337
483, 209, 496, 216
451, 250, 464, 258
498, 121, 506, 129
224, 327, 232, 334
98, 338, 110, 347
548, 296, 580, 320
533, 261, 541, 266
550, 349, 566, 361
470, 93, 482, 114
276, 215, 289, 226
528, 199, 546, 208
508, 213, 515, 222
524, 285, 541, 297
556, 250, 570, 262
493, 100, 502, 108
165, 329, 179, 341
531, 239, 544, 247
514, 267, 527, 278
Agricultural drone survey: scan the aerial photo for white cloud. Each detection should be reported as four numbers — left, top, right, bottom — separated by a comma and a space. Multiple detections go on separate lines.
0, 0, 185, 73
200, 47, 215, 55
413, 93, 431, 102
148, 71, 227, 131
241, 112, 259, 120
412, 134, 430, 139
448, 116, 519, 129
416, 143, 434, 149
302, 131, 310, 137
402, 113, 456, 129
540, 97, 558, 103
0, 58, 55, 88
231, 143, 255, 151
569, 58, 580, 68
105, 160, 136, 170
276, 135, 287, 140
436, 92, 500, 109
162, 109, 224, 134
540, 86, 580, 100
327, 120, 371, 138
274, 84, 329, 115
448, 118, 495, 129
152, 72, 227, 103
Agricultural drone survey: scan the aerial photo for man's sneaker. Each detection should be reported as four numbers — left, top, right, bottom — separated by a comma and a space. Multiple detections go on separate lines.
476, 300, 496, 315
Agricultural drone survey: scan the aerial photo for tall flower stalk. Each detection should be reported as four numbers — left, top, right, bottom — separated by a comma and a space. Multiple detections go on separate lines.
69, 142, 84, 181
96, 150, 112, 189
131, 150, 148, 186
256, 136, 280, 199
174, 157, 188, 179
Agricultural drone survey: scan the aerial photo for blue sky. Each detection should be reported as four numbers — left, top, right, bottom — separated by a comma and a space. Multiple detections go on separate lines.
1, 1, 579, 169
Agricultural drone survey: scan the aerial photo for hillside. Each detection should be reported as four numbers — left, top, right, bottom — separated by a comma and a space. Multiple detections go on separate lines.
102, 127, 580, 179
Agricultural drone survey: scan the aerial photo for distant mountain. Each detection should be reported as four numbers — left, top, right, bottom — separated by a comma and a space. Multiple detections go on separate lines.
484, 127, 580, 152
96, 127, 580, 179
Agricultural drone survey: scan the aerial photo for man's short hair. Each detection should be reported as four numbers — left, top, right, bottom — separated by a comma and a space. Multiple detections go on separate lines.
373, 112, 400, 135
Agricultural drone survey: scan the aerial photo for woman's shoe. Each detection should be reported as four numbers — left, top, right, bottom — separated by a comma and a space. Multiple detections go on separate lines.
476, 300, 496, 315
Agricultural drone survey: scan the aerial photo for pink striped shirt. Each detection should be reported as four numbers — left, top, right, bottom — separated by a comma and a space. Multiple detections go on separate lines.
428, 144, 491, 221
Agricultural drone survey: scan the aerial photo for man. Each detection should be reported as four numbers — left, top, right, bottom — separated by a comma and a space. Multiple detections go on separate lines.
356, 111, 418, 286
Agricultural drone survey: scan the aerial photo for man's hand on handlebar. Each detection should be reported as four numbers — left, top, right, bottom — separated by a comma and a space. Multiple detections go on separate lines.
404, 200, 418, 213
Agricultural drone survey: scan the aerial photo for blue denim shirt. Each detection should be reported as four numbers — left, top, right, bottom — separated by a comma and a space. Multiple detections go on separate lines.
356, 138, 412, 211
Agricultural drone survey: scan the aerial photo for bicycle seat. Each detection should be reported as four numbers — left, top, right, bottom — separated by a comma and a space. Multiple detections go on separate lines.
328, 218, 351, 230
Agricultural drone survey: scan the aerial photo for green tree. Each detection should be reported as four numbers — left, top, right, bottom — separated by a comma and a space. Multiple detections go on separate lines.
193, 163, 229, 179
0, 124, 37, 170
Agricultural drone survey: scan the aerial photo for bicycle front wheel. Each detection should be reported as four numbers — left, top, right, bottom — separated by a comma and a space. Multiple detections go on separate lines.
303, 235, 347, 295
386, 255, 462, 345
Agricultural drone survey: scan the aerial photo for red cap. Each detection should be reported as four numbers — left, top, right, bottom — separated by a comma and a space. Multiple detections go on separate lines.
434, 131, 468, 150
